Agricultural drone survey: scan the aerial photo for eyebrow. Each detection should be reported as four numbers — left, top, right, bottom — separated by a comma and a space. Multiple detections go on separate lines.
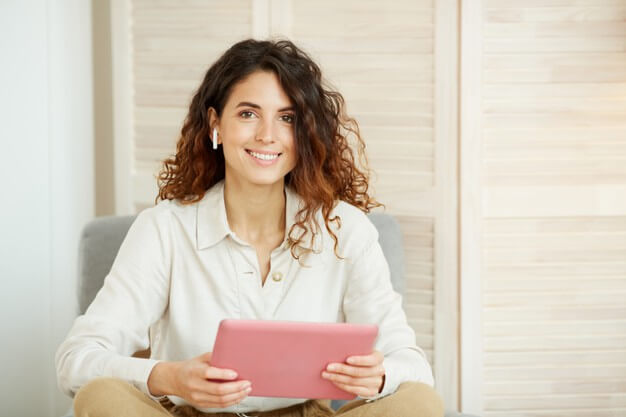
235, 101, 295, 112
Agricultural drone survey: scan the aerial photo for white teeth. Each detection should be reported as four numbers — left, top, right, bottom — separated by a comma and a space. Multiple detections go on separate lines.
248, 151, 279, 161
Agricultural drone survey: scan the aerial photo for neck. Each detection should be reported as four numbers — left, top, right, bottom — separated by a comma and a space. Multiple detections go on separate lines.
223, 176, 286, 244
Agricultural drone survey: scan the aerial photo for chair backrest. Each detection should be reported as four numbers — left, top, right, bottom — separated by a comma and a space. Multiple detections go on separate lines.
77, 212, 405, 315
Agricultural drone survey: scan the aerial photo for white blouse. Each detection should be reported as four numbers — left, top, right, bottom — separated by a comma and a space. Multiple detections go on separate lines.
55, 180, 434, 413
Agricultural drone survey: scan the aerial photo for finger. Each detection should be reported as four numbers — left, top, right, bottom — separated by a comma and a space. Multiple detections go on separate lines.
322, 371, 381, 387
332, 381, 377, 398
198, 351, 213, 363
192, 386, 249, 404
191, 385, 251, 408
326, 363, 384, 378
346, 350, 384, 366
199, 379, 252, 397
204, 365, 239, 380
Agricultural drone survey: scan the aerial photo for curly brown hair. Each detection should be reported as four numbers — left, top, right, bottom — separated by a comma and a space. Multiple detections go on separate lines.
156, 38, 382, 260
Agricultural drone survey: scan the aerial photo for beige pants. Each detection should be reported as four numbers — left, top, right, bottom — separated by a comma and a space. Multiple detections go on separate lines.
74, 377, 444, 417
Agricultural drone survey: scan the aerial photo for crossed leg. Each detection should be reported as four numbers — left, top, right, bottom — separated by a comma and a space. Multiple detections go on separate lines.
330, 382, 444, 417
74, 377, 173, 417
74, 378, 443, 417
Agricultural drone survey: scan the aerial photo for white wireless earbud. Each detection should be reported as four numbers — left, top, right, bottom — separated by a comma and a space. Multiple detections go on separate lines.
212, 128, 218, 150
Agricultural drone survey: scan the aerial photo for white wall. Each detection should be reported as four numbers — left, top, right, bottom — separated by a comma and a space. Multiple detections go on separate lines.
0, 1, 94, 416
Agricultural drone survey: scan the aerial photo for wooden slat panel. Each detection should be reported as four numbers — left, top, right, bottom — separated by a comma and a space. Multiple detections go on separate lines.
484, 409, 626, 417
478, 3, 626, 413
483, 216, 626, 410
485, 278, 626, 292
484, 365, 626, 380
484, 0, 625, 7
483, 84, 626, 98
484, 186, 626, 217
484, 379, 626, 396
485, 22, 626, 38
485, 37, 626, 53
485, 350, 626, 365
396, 213, 435, 358
484, 306, 626, 322
485, 6, 626, 22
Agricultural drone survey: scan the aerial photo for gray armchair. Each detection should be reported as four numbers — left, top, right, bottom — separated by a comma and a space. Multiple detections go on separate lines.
63, 213, 475, 417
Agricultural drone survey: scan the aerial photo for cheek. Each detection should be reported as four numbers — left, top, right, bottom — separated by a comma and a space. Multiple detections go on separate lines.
228, 123, 256, 141
221, 129, 252, 157
221, 144, 237, 165
284, 138, 297, 161
284, 128, 296, 149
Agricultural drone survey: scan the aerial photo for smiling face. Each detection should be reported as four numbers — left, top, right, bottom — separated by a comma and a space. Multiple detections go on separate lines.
209, 70, 297, 189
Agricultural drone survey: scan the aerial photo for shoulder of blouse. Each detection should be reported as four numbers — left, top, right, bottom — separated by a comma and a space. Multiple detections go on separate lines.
149, 195, 198, 224
323, 200, 379, 261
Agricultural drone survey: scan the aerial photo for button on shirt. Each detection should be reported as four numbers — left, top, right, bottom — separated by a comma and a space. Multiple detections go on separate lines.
55, 180, 434, 413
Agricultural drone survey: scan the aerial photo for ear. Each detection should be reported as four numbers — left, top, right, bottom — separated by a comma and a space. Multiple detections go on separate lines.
207, 107, 219, 133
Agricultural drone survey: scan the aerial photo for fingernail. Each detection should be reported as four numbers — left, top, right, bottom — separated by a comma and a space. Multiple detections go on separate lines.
322, 371, 329, 378
245, 387, 252, 393
327, 364, 337, 371
227, 371, 237, 378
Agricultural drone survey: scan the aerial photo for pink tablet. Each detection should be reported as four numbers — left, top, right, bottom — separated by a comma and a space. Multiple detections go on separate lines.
209, 319, 378, 400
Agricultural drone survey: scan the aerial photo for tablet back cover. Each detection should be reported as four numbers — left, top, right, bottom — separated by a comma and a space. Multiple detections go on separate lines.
210, 319, 378, 400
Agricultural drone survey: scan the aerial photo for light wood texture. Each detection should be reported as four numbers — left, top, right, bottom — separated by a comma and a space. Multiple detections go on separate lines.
111, 0, 133, 215
459, 0, 484, 413
434, 0, 459, 408
463, 1, 626, 416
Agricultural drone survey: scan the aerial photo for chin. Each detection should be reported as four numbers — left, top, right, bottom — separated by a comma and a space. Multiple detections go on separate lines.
243, 174, 286, 187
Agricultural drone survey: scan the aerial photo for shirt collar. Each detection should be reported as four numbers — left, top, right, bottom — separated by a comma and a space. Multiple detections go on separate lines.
196, 180, 323, 253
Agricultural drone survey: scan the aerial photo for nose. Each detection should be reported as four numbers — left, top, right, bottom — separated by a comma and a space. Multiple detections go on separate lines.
255, 118, 275, 144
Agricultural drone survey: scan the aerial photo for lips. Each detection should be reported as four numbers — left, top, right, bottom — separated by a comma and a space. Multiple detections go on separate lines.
245, 149, 281, 155
245, 149, 282, 161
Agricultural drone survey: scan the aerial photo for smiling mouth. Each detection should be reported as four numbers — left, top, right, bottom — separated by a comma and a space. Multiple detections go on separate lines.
246, 149, 282, 161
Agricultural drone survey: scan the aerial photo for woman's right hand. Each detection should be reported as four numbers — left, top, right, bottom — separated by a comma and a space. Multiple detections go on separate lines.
148, 351, 252, 409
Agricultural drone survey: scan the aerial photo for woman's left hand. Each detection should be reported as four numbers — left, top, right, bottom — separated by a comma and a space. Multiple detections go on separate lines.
321, 350, 386, 399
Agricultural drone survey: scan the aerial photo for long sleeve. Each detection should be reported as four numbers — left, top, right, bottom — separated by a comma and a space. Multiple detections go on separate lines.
342, 226, 434, 401
55, 206, 172, 398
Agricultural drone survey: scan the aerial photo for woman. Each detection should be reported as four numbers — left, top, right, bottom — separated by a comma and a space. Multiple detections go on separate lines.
56, 38, 443, 417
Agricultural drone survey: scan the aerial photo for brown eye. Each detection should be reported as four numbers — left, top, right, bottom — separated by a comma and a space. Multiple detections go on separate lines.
281, 114, 294, 124
240, 111, 256, 119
